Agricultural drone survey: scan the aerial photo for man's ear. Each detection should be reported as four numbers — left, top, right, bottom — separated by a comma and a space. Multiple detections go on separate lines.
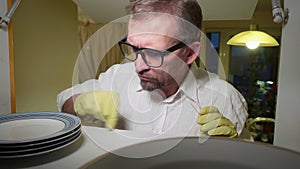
184, 41, 200, 65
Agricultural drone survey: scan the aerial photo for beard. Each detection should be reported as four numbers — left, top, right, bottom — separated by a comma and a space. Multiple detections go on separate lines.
138, 70, 177, 92
140, 80, 167, 91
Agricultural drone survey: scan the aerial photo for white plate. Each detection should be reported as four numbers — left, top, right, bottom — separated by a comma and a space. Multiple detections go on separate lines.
0, 125, 81, 150
0, 112, 81, 158
0, 129, 81, 158
82, 137, 300, 169
0, 112, 81, 145
0, 118, 65, 141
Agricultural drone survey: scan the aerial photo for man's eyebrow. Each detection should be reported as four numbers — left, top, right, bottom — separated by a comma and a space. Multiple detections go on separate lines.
126, 38, 153, 49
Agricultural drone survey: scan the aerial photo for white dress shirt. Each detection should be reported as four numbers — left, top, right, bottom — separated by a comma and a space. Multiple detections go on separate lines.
57, 62, 248, 137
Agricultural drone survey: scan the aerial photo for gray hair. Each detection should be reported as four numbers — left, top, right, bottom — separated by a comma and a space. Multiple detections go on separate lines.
126, 0, 203, 43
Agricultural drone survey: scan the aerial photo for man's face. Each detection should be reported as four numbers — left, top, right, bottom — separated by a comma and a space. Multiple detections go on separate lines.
127, 15, 190, 92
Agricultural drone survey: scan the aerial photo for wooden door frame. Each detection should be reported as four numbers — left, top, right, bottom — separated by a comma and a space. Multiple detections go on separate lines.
8, 0, 16, 113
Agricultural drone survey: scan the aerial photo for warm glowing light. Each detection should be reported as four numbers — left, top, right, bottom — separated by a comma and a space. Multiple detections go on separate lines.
246, 41, 260, 49
227, 24, 279, 48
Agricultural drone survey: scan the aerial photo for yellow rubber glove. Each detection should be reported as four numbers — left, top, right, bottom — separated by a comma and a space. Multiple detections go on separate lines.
74, 91, 119, 129
197, 106, 238, 138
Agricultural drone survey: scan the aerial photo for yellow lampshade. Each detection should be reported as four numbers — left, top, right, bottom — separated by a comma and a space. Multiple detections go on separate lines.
227, 25, 279, 49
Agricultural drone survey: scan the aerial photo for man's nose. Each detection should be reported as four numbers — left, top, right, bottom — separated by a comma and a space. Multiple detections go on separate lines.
135, 53, 150, 72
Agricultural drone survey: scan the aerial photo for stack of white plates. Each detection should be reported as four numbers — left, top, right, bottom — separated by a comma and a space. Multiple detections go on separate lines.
0, 112, 81, 158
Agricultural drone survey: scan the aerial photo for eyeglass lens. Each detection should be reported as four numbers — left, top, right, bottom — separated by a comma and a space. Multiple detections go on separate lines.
119, 43, 163, 67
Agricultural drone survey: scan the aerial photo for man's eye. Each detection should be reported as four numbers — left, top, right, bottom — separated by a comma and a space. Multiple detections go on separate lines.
131, 47, 139, 53
144, 49, 160, 57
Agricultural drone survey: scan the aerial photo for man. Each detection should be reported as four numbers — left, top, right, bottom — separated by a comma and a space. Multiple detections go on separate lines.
57, 0, 248, 138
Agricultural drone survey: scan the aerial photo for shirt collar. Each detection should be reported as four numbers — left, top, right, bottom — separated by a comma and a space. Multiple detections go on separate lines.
176, 62, 199, 102
136, 83, 143, 92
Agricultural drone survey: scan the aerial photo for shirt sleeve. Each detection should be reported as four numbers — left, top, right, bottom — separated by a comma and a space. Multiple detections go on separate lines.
198, 71, 249, 135
56, 64, 122, 112
226, 86, 248, 135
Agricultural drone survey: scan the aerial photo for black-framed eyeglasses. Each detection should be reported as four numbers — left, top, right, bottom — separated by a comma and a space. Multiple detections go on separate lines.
118, 36, 186, 68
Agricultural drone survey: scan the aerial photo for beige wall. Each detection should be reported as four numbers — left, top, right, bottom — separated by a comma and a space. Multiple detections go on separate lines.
0, 0, 11, 114
13, 0, 79, 112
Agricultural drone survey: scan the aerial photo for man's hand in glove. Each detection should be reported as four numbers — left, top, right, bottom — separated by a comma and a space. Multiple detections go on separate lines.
74, 91, 119, 129
197, 106, 238, 138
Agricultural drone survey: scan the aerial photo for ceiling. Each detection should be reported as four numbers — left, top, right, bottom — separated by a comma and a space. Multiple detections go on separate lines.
73, 0, 259, 23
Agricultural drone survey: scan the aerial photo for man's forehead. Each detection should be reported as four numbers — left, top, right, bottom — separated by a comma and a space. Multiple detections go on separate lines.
127, 33, 174, 44
128, 14, 178, 38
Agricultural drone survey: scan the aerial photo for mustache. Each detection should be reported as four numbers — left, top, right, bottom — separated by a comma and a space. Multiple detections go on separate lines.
137, 69, 148, 75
